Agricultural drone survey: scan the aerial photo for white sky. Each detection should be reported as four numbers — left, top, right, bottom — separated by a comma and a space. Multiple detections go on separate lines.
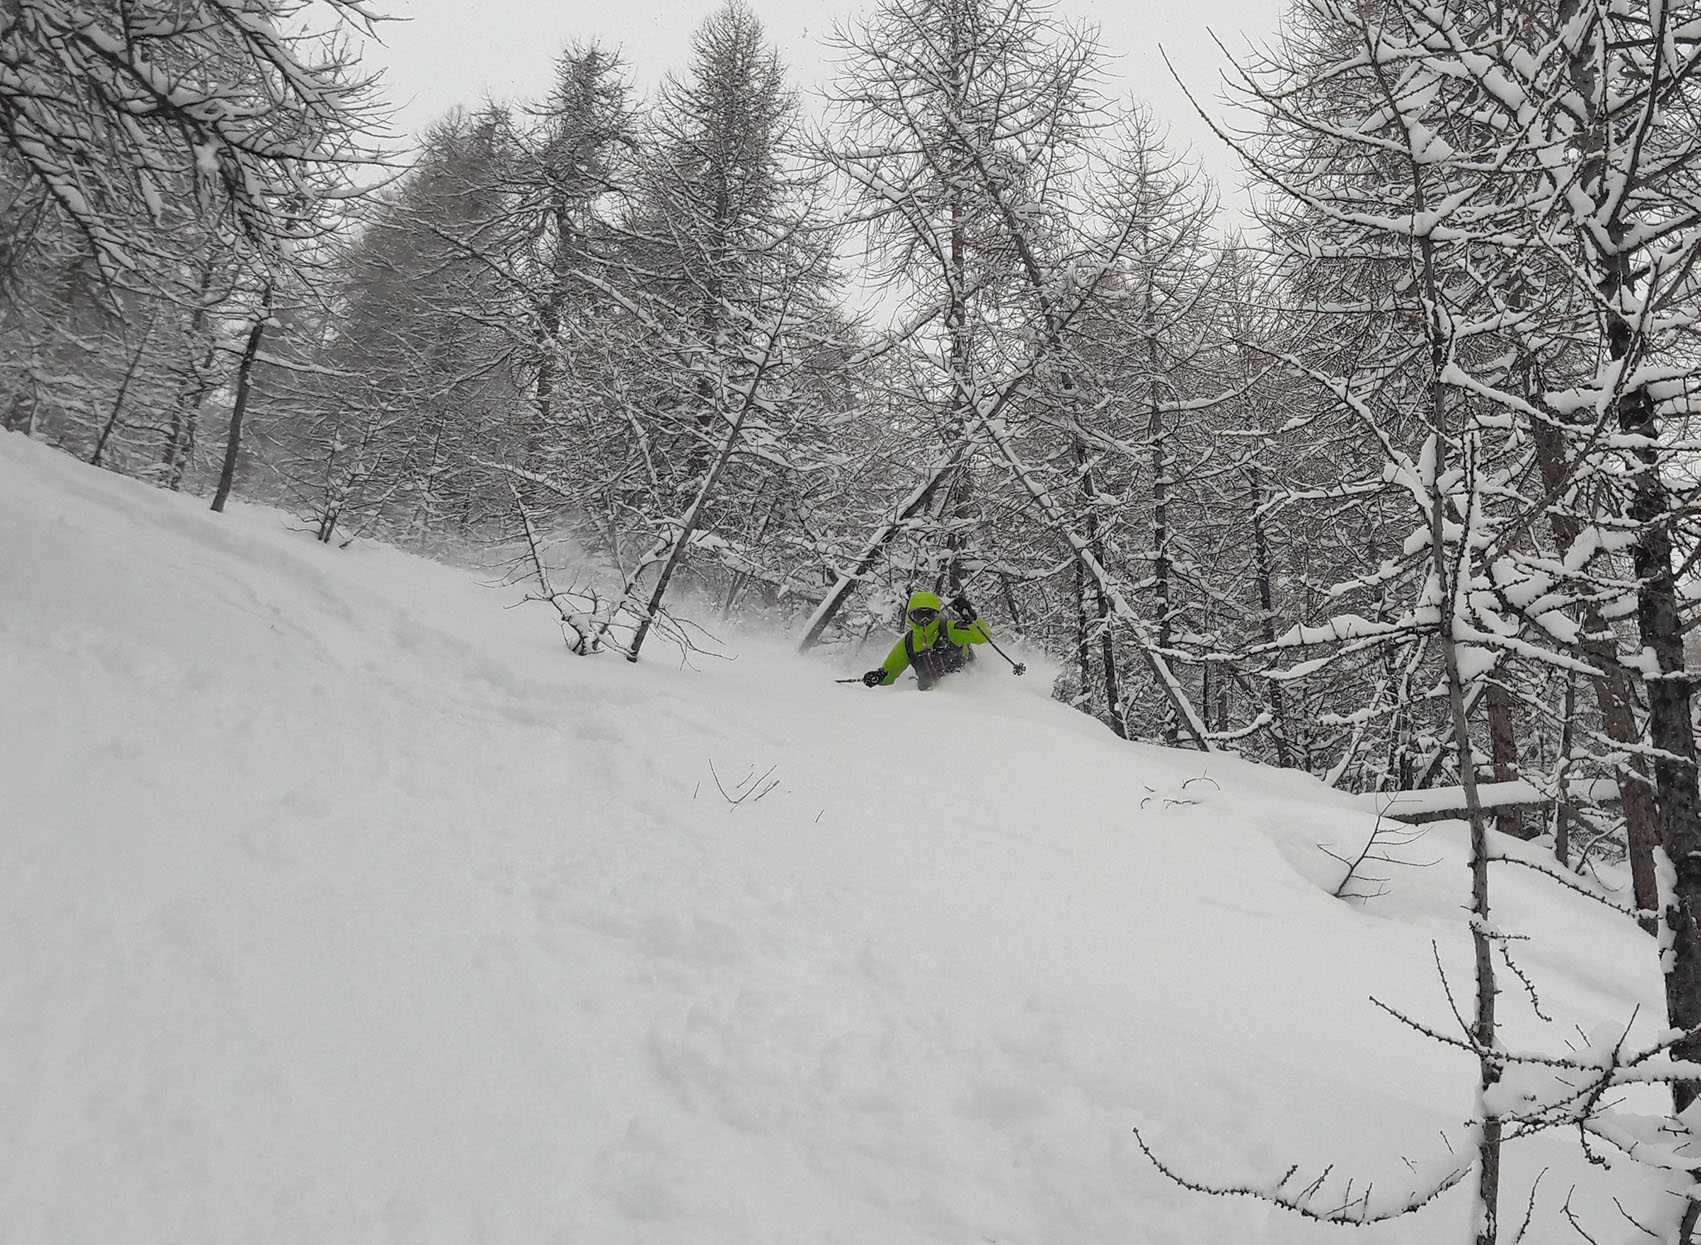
359, 0, 1288, 195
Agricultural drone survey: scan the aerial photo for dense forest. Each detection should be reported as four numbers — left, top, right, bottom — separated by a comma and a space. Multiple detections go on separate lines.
6, 1, 1701, 1234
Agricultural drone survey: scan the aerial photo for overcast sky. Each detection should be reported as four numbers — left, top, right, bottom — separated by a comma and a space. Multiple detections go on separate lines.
359, 0, 1288, 195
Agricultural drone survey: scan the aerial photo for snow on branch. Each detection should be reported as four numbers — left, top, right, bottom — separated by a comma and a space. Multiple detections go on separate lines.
1, 0, 389, 285
1130, 1125, 1471, 1226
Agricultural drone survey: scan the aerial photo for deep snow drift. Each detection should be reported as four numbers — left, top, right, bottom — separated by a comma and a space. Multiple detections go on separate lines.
0, 430, 1682, 1243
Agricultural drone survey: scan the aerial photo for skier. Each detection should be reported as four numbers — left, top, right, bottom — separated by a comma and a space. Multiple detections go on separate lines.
861, 591, 991, 690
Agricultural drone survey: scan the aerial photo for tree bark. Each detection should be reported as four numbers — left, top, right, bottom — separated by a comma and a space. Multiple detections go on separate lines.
1529, 410, 1660, 921
795, 453, 965, 652
210, 286, 271, 514
1484, 681, 1527, 839
624, 316, 784, 661
89, 322, 155, 469
1147, 328, 1177, 747
1623, 367, 1701, 1107
1249, 464, 1293, 767
162, 258, 221, 491
1077, 439, 1127, 738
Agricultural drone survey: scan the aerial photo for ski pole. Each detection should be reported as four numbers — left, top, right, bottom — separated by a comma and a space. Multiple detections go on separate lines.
985, 634, 1026, 676
960, 611, 1025, 676
954, 571, 1026, 677
834, 676, 864, 684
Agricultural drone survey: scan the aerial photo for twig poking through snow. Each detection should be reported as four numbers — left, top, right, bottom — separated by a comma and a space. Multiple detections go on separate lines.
707, 760, 780, 810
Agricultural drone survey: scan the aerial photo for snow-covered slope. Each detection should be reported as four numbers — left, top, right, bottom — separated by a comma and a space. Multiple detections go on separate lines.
0, 431, 1676, 1243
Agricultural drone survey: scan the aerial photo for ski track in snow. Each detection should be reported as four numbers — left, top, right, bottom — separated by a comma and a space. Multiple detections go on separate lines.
0, 431, 1679, 1244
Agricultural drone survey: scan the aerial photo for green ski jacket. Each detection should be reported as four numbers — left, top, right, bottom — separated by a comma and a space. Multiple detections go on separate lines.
872, 591, 990, 686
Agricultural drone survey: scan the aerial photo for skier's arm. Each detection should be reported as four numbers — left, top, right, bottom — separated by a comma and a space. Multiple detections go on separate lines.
946, 596, 989, 645
947, 619, 990, 645
876, 637, 912, 684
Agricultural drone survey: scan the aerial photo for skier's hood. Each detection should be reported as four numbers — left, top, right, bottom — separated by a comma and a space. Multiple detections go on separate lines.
906, 591, 944, 638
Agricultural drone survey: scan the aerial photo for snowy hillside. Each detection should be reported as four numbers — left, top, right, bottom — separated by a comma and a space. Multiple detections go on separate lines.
0, 430, 1679, 1244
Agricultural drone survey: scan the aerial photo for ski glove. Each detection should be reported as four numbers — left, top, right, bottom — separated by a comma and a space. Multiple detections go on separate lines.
950, 595, 977, 623
862, 669, 887, 687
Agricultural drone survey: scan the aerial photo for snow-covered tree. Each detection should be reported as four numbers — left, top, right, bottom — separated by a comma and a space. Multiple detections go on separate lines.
258, 108, 523, 544
0, 0, 385, 289
1213, 0, 1701, 1237
590, 1, 844, 658
810, 0, 1224, 745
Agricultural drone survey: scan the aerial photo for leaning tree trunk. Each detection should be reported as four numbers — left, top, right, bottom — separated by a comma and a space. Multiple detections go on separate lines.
623, 319, 783, 662
89, 320, 156, 469
795, 452, 965, 652
967, 401, 1213, 751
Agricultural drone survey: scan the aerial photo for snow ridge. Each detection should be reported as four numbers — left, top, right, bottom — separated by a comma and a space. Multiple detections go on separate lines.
0, 432, 1671, 1244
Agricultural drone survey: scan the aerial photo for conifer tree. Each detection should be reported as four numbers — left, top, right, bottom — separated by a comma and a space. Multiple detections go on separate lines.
260, 108, 522, 543
562, 2, 843, 657
1213, 0, 1701, 1237
812, 0, 1220, 745
0, 0, 383, 302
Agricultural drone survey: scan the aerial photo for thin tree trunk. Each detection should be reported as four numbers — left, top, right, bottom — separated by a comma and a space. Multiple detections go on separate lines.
163, 260, 220, 491
1074, 555, 1092, 710
1417, 350, 1503, 1245
1484, 681, 1527, 839
1555, 674, 1576, 869
1403, 112, 1500, 1241
90, 321, 155, 468
1435, 428, 1502, 1245
628, 419, 741, 660
210, 286, 271, 514
1448, 636, 1503, 1245
1530, 411, 1660, 921
1147, 332, 1177, 747
626, 317, 783, 661
1099, 575, 1127, 740
796, 452, 965, 652
1249, 465, 1293, 767
1077, 439, 1126, 738
941, 191, 973, 595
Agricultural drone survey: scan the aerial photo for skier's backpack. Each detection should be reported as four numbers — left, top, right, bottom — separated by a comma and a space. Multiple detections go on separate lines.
905, 623, 970, 689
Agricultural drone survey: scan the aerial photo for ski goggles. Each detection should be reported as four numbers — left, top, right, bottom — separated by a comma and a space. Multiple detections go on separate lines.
907, 607, 940, 625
